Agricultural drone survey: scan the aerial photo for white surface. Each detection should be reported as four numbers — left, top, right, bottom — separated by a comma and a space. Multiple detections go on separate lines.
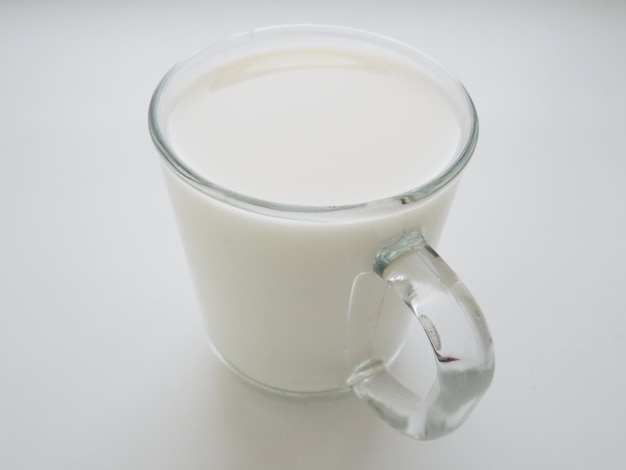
1, 1, 625, 468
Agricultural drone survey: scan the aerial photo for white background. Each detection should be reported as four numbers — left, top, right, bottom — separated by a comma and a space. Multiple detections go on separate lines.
1, 1, 625, 468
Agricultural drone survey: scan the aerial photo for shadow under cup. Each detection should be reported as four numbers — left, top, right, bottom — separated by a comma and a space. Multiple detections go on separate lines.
149, 25, 494, 440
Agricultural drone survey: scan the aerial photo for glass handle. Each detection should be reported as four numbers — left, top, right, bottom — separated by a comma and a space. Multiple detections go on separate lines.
349, 232, 495, 440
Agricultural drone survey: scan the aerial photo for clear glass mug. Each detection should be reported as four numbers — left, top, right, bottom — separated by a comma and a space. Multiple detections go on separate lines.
149, 25, 494, 440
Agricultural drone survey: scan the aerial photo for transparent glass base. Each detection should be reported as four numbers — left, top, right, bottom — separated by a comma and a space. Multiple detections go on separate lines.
207, 339, 353, 402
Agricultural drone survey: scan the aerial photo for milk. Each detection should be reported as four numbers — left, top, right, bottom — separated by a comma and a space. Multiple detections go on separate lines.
159, 46, 465, 393
165, 47, 462, 206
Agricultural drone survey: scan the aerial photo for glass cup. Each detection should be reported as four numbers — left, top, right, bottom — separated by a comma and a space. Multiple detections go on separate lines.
149, 25, 494, 440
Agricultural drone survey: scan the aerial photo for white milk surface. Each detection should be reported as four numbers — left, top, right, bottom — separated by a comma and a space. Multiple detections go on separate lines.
166, 47, 461, 207
161, 45, 465, 392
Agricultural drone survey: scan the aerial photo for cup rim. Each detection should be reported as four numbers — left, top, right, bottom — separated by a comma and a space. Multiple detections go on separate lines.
148, 24, 478, 217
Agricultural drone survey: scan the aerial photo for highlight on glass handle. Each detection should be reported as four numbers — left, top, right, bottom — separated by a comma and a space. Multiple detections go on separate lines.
349, 232, 495, 440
